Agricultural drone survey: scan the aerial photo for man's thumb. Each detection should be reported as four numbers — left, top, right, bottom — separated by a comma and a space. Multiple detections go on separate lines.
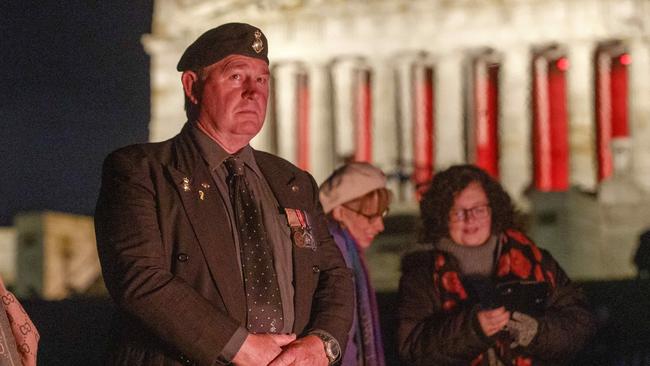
274, 333, 297, 346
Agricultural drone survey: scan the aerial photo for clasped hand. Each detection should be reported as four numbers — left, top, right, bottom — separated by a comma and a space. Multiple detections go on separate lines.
477, 308, 539, 348
232, 333, 328, 366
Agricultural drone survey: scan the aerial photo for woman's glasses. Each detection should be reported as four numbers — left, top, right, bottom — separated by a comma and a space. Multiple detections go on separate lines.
343, 204, 389, 222
449, 204, 490, 222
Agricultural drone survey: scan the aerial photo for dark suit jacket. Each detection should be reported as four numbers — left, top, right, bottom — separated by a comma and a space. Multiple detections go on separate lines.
95, 124, 354, 366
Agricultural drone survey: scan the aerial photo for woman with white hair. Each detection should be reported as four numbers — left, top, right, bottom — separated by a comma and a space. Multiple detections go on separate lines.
319, 162, 391, 366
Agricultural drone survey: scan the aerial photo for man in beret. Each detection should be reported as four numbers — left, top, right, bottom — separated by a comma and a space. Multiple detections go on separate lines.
95, 23, 353, 366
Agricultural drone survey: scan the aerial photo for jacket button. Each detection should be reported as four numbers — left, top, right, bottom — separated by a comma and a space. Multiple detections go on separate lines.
291, 185, 299, 192
312, 265, 320, 273
179, 354, 192, 365
177, 253, 189, 262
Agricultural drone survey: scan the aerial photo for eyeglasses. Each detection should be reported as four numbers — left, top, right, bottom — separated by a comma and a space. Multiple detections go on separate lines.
343, 204, 389, 222
449, 204, 490, 223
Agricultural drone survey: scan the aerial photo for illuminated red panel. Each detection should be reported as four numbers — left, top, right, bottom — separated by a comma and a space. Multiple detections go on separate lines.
610, 59, 629, 138
547, 62, 569, 190
472, 61, 500, 178
595, 54, 613, 180
595, 44, 630, 181
413, 65, 435, 195
354, 69, 372, 162
532, 53, 569, 191
296, 72, 310, 170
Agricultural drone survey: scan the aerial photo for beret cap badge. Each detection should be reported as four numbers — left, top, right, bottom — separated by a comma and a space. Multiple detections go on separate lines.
252, 30, 264, 54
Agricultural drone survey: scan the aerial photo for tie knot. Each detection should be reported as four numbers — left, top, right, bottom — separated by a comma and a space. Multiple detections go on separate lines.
225, 156, 245, 176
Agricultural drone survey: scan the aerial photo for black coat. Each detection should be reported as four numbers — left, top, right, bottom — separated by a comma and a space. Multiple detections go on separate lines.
397, 246, 596, 366
95, 124, 354, 365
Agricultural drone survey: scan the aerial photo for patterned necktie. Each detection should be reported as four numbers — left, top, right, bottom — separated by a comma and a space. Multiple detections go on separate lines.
224, 156, 283, 333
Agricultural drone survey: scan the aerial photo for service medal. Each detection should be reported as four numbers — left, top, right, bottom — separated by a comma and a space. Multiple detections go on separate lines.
302, 228, 316, 251
292, 228, 306, 248
284, 207, 316, 250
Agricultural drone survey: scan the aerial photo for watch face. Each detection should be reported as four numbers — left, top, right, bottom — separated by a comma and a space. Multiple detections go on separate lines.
326, 339, 340, 359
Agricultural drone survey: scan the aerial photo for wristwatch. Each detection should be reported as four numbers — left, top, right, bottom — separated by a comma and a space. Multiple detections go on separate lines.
310, 330, 341, 365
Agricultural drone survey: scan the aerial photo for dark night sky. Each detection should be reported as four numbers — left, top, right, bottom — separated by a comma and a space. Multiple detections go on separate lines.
1, 1, 153, 225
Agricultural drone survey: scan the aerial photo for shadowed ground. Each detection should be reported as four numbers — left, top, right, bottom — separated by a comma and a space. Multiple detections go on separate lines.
20, 280, 650, 365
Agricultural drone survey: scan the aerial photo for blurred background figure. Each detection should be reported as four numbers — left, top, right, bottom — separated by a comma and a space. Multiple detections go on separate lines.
634, 229, 650, 280
397, 164, 595, 365
320, 162, 391, 366
0, 276, 39, 366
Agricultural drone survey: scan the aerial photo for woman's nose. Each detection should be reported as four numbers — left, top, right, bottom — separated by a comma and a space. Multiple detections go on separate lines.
371, 217, 385, 232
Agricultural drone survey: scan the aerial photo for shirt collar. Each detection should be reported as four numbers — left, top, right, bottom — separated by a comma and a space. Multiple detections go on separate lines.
190, 122, 263, 179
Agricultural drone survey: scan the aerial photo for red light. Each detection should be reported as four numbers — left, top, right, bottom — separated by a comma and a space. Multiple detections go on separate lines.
619, 53, 632, 65
555, 57, 569, 71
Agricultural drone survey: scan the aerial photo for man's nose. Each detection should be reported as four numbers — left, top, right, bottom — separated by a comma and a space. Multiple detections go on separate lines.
242, 77, 261, 98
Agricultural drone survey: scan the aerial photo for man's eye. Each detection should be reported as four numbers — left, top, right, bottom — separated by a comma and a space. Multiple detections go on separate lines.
257, 77, 268, 84
231, 74, 241, 80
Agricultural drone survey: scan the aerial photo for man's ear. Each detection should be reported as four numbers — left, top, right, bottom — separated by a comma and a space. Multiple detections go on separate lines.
181, 71, 199, 104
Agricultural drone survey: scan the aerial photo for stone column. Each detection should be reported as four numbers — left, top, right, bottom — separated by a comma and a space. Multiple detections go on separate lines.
395, 59, 414, 163
629, 38, 650, 192
394, 56, 415, 202
251, 64, 278, 154
567, 40, 597, 191
330, 58, 362, 162
142, 35, 187, 142
500, 45, 532, 204
307, 62, 335, 184
435, 51, 464, 169
370, 59, 399, 178
269, 62, 301, 163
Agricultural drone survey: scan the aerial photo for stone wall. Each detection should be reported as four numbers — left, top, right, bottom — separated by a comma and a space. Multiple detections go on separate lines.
144, 0, 650, 280
13, 211, 103, 300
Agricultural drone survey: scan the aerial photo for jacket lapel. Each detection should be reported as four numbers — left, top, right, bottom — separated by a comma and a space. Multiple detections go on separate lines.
165, 127, 246, 322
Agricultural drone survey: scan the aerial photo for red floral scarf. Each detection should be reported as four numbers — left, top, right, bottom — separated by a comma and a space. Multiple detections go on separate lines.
432, 229, 556, 366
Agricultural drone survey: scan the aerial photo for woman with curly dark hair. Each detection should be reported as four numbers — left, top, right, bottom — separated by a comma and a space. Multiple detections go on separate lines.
397, 164, 595, 366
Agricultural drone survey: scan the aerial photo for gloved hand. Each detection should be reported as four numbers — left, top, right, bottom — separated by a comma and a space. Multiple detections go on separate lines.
506, 311, 538, 348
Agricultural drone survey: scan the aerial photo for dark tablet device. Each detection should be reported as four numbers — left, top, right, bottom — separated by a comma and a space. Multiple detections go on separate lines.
496, 281, 549, 315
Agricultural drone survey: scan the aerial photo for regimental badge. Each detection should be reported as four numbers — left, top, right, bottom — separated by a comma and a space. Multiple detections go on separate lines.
285, 208, 316, 251
182, 177, 191, 192
251, 30, 264, 54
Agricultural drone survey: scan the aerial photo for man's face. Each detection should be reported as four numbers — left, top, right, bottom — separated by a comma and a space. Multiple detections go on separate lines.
189, 54, 270, 150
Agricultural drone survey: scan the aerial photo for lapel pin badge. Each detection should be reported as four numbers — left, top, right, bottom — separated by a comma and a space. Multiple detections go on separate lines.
199, 183, 210, 200
182, 177, 191, 192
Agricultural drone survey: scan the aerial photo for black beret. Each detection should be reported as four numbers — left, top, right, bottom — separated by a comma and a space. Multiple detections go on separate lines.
177, 22, 269, 71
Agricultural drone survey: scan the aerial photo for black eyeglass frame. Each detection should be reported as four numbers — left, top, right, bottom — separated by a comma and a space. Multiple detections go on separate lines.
342, 204, 389, 221
449, 204, 491, 223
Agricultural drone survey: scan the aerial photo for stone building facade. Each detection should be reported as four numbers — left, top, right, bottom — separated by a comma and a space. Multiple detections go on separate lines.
143, 0, 650, 281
